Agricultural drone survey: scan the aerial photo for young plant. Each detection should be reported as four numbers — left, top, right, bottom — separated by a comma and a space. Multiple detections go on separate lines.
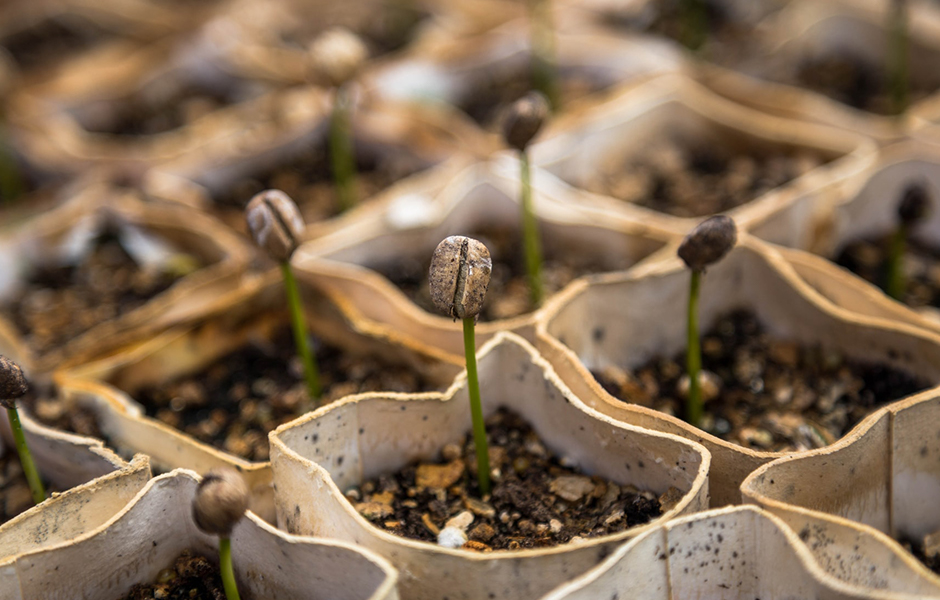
528, 0, 559, 110
310, 28, 368, 213
0, 355, 44, 504
192, 468, 250, 600
677, 215, 737, 428
886, 181, 930, 300
245, 190, 321, 403
429, 236, 493, 496
887, 0, 909, 116
502, 91, 549, 308
680, 0, 707, 52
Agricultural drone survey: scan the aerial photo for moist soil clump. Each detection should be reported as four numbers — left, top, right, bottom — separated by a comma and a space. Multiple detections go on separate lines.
136, 327, 440, 462
2, 230, 199, 355
122, 550, 224, 600
19, 386, 105, 440
350, 407, 668, 551
582, 138, 823, 219
593, 309, 930, 452
796, 55, 936, 116
835, 234, 940, 309
375, 225, 620, 322
213, 139, 428, 226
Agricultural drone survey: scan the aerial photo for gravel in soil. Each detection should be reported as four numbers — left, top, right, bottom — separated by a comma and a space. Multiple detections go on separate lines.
3, 15, 115, 71
213, 139, 428, 225
135, 327, 441, 462
796, 55, 936, 116
2, 230, 200, 355
592, 309, 930, 452
0, 445, 56, 526
349, 407, 671, 551
580, 137, 823, 219
122, 550, 224, 600
374, 224, 620, 322
835, 234, 940, 309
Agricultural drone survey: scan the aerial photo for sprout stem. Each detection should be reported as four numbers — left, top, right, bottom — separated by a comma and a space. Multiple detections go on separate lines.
462, 317, 491, 497
520, 152, 544, 308
680, 0, 706, 52
8, 407, 44, 504
281, 262, 321, 403
0, 128, 24, 205
888, 0, 909, 116
685, 269, 703, 427
219, 537, 241, 600
330, 88, 357, 212
886, 223, 907, 300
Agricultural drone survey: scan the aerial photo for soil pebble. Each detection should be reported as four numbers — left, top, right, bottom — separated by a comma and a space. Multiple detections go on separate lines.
592, 309, 930, 452
350, 407, 666, 551
122, 550, 224, 600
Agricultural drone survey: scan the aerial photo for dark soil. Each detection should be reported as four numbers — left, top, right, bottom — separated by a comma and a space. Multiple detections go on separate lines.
135, 326, 441, 462
350, 407, 669, 551
2, 230, 200, 355
900, 536, 940, 576
797, 55, 936, 116
2, 14, 114, 71
213, 138, 428, 225
282, 6, 428, 57
374, 224, 620, 322
0, 445, 55, 526
19, 386, 105, 441
592, 309, 930, 452
835, 233, 940, 309
581, 138, 823, 218
122, 550, 224, 600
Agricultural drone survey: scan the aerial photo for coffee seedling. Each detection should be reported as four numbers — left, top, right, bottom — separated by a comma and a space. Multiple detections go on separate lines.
429, 236, 493, 495
887, 181, 930, 300
0, 356, 44, 504
502, 92, 549, 308
193, 468, 250, 600
887, 0, 909, 116
528, 0, 559, 110
677, 215, 737, 428
245, 190, 321, 403
309, 28, 368, 213
680, 0, 707, 52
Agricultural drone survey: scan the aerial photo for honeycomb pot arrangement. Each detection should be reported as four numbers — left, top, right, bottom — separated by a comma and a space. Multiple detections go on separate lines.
539, 504, 940, 600
536, 234, 940, 506
0, 469, 400, 600
742, 389, 940, 595
292, 159, 675, 363
270, 333, 710, 600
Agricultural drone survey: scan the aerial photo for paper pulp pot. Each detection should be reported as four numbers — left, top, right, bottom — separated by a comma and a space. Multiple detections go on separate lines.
292, 158, 676, 366
0, 469, 400, 600
0, 185, 251, 374
699, 0, 940, 143
270, 332, 710, 600
742, 390, 940, 596
54, 269, 460, 522
539, 504, 939, 600
528, 73, 876, 240
536, 234, 940, 506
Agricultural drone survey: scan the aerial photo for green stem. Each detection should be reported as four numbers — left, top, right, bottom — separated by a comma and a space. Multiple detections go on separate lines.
520, 152, 544, 308
680, 0, 706, 52
8, 407, 45, 505
463, 317, 490, 497
888, 0, 909, 116
219, 537, 241, 600
528, 0, 559, 110
886, 223, 907, 300
330, 88, 357, 212
686, 270, 703, 428
0, 128, 24, 205
281, 262, 321, 403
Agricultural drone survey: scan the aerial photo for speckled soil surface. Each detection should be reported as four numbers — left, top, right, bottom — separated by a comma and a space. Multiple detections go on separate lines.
349, 408, 673, 552
593, 309, 929, 452
835, 234, 940, 309
376, 225, 622, 322
135, 327, 441, 462
122, 550, 224, 600
581, 138, 823, 218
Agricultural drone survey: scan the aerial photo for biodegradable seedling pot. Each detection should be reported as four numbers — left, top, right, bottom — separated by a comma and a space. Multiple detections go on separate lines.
540, 505, 936, 600
56, 269, 460, 522
528, 73, 876, 237
536, 234, 940, 506
270, 333, 710, 600
0, 185, 250, 374
292, 158, 675, 365
741, 390, 940, 595
0, 469, 400, 600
